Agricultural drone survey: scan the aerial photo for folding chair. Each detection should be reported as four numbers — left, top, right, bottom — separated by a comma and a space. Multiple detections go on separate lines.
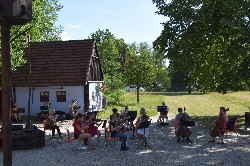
100, 127, 120, 149
65, 129, 86, 149
225, 118, 238, 139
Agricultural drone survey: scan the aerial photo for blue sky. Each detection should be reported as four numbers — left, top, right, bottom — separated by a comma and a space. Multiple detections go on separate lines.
55, 0, 167, 45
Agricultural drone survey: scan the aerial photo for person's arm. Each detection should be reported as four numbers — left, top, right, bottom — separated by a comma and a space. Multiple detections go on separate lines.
76, 124, 88, 131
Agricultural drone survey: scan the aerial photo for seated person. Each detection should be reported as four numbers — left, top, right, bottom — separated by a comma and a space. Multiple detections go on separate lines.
158, 102, 169, 125
120, 106, 131, 130
12, 102, 22, 122
69, 100, 78, 119
40, 101, 50, 120
43, 109, 62, 138
136, 108, 150, 145
111, 108, 127, 133
175, 108, 192, 143
110, 115, 130, 151
86, 112, 102, 145
73, 113, 95, 150
209, 107, 228, 144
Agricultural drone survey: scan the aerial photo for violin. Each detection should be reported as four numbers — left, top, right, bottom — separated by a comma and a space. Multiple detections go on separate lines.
142, 115, 150, 121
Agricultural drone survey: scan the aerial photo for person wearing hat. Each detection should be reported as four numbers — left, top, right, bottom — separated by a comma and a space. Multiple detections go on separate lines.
175, 107, 192, 143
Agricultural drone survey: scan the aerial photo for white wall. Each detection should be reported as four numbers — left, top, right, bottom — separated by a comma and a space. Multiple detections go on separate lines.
15, 86, 84, 116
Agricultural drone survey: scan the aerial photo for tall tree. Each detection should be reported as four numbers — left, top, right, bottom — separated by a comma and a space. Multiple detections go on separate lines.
0, 0, 63, 72
124, 42, 157, 103
153, 0, 250, 93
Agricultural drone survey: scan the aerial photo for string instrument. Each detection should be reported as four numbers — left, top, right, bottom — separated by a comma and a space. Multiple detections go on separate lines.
176, 116, 191, 137
209, 117, 224, 137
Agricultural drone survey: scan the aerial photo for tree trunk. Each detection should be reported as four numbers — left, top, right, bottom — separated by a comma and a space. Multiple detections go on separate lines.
137, 87, 140, 103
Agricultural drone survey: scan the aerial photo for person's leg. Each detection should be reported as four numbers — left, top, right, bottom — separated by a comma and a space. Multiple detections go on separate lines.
18, 113, 22, 121
55, 125, 62, 137
97, 131, 101, 144
51, 126, 56, 137
114, 134, 126, 148
218, 129, 224, 143
80, 133, 93, 149
14, 113, 18, 121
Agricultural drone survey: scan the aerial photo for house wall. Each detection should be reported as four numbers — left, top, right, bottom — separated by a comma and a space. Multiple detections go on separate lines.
14, 86, 84, 116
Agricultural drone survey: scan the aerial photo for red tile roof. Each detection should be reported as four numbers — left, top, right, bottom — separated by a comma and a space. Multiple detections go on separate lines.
10, 39, 103, 87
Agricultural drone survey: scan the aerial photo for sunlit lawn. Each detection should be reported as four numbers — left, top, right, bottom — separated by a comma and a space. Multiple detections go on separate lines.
98, 91, 250, 130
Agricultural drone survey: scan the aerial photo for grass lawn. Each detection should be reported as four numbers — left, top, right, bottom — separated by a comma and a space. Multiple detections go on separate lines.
98, 91, 250, 130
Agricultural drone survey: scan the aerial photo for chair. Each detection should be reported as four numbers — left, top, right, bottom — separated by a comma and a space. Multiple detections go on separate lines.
100, 127, 120, 149
65, 129, 86, 149
225, 118, 238, 139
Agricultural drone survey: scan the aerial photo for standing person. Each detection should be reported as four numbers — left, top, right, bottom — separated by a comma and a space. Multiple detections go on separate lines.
136, 108, 150, 146
87, 112, 102, 145
69, 99, 78, 119
44, 109, 62, 138
175, 108, 192, 143
110, 115, 130, 151
12, 102, 22, 122
73, 113, 95, 150
158, 102, 169, 125
209, 107, 228, 144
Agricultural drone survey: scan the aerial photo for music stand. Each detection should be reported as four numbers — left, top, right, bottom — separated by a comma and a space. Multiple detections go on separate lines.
179, 120, 196, 143
128, 111, 138, 139
40, 106, 48, 110
137, 120, 152, 149
100, 120, 114, 148
17, 108, 25, 114
157, 106, 169, 126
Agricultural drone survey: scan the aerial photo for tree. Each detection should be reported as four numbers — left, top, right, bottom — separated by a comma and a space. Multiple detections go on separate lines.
153, 0, 250, 93
0, 0, 63, 72
124, 42, 157, 103
89, 29, 127, 104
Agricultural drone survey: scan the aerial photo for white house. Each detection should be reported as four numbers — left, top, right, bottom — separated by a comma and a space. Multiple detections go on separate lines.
0, 39, 103, 116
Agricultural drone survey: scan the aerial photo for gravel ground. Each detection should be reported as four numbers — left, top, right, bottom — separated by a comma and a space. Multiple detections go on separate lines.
0, 114, 249, 166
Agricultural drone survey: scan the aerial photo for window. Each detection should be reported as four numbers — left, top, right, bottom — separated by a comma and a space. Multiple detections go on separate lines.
40, 91, 49, 102
57, 91, 66, 102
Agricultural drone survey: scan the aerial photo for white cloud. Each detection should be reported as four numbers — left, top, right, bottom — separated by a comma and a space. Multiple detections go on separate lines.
139, 4, 143, 6
67, 23, 82, 28
106, 10, 109, 12
60, 31, 69, 41
99, 10, 102, 12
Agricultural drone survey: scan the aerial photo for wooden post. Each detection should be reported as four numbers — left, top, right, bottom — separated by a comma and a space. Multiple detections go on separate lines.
1, 19, 12, 166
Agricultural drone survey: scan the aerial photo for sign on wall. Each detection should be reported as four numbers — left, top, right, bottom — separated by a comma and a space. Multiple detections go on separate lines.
89, 82, 103, 111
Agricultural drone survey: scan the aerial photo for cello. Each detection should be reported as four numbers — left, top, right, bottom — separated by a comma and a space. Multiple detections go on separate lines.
209, 117, 224, 137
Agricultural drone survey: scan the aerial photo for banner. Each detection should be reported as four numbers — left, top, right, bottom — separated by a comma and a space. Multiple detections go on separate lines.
89, 82, 103, 111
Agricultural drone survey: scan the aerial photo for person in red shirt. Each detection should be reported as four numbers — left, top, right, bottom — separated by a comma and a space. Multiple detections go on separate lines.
73, 113, 95, 150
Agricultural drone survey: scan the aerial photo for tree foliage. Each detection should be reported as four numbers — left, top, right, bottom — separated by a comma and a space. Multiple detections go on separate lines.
124, 42, 157, 103
153, 0, 250, 93
0, 0, 63, 72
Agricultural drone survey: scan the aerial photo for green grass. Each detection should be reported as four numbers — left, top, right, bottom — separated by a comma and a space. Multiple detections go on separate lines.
98, 91, 250, 130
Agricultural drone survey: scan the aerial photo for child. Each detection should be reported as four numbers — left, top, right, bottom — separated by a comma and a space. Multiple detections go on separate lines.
87, 112, 102, 145
209, 107, 228, 144
73, 113, 95, 150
